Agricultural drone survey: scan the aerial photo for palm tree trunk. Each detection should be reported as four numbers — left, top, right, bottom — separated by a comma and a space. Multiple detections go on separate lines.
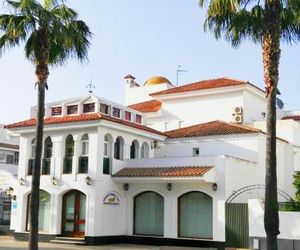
28, 81, 45, 250
28, 28, 49, 250
264, 84, 279, 250
263, 1, 281, 249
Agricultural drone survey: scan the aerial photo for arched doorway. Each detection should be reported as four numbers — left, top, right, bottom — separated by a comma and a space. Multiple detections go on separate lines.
62, 190, 86, 237
178, 191, 213, 239
27, 190, 51, 232
134, 191, 164, 236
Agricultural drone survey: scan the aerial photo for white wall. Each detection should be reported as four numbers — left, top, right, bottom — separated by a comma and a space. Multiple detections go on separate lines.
155, 135, 258, 162
126, 83, 173, 106
242, 90, 266, 123
249, 199, 300, 240
161, 91, 243, 129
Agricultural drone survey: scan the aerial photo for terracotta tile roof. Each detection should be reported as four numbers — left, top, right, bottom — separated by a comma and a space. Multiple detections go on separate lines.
113, 166, 213, 178
0, 142, 19, 150
282, 115, 300, 121
5, 113, 165, 136
129, 100, 162, 113
150, 77, 264, 96
165, 120, 260, 138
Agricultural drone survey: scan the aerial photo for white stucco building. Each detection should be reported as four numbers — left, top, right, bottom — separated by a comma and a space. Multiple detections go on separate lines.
5, 75, 300, 248
0, 124, 19, 226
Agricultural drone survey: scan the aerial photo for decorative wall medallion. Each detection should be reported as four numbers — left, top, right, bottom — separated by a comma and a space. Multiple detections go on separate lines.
103, 192, 120, 205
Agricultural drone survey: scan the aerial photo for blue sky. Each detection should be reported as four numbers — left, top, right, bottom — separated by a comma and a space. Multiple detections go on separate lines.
0, 0, 299, 124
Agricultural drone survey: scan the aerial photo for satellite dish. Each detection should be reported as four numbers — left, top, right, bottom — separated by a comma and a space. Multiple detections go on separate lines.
276, 98, 284, 110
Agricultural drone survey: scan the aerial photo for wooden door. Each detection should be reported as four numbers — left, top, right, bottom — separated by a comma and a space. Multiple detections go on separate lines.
62, 190, 86, 237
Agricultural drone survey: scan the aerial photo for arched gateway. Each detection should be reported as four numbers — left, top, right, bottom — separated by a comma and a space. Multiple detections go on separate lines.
62, 190, 86, 237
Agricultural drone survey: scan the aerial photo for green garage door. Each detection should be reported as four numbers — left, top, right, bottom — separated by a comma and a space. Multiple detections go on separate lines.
179, 192, 213, 239
134, 191, 164, 236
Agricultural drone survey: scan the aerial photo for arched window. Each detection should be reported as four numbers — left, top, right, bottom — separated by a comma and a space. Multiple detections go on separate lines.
28, 139, 36, 175
134, 191, 164, 236
64, 135, 74, 174
44, 137, 53, 158
114, 136, 124, 160
42, 137, 52, 175
27, 190, 51, 233
178, 192, 213, 239
31, 138, 36, 158
103, 134, 113, 175
140, 142, 149, 159
79, 134, 89, 173
130, 140, 139, 159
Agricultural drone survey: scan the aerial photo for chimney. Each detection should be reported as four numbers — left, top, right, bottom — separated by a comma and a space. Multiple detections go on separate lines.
124, 74, 138, 88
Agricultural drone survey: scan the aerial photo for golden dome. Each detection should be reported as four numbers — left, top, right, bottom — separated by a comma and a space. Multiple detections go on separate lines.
144, 76, 172, 86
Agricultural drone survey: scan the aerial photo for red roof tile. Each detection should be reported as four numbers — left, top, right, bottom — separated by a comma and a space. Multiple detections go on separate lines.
150, 77, 264, 96
165, 120, 260, 138
113, 166, 213, 178
282, 115, 300, 121
129, 100, 162, 113
5, 113, 165, 136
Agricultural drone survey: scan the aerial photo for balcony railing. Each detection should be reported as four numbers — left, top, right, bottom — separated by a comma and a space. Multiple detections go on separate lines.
42, 158, 51, 175
78, 156, 88, 174
28, 159, 34, 175
103, 157, 110, 175
63, 156, 73, 174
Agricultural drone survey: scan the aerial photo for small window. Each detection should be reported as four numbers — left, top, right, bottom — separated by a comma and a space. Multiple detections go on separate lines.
192, 147, 200, 157
67, 105, 78, 115
100, 103, 109, 114
125, 111, 131, 121
112, 107, 121, 118
14, 152, 19, 164
83, 103, 95, 113
51, 106, 62, 116
136, 114, 142, 124
6, 155, 14, 164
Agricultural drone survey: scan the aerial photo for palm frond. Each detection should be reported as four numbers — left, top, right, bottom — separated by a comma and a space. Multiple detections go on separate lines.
200, 0, 300, 47
1, 0, 91, 66
47, 18, 92, 65
51, 4, 78, 21
5, 0, 42, 16
43, 0, 63, 10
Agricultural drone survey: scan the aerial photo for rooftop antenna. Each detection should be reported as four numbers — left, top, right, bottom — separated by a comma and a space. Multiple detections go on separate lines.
86, 79, 95, 93
176, 65, 187, 86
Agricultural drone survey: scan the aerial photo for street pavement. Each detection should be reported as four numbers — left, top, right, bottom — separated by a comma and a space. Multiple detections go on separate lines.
0, 236, 159, 250
0, 236, 219, 250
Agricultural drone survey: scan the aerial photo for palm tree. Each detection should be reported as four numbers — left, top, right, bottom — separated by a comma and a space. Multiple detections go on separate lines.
199, 0, 300, 249
0, 1, 91, 249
